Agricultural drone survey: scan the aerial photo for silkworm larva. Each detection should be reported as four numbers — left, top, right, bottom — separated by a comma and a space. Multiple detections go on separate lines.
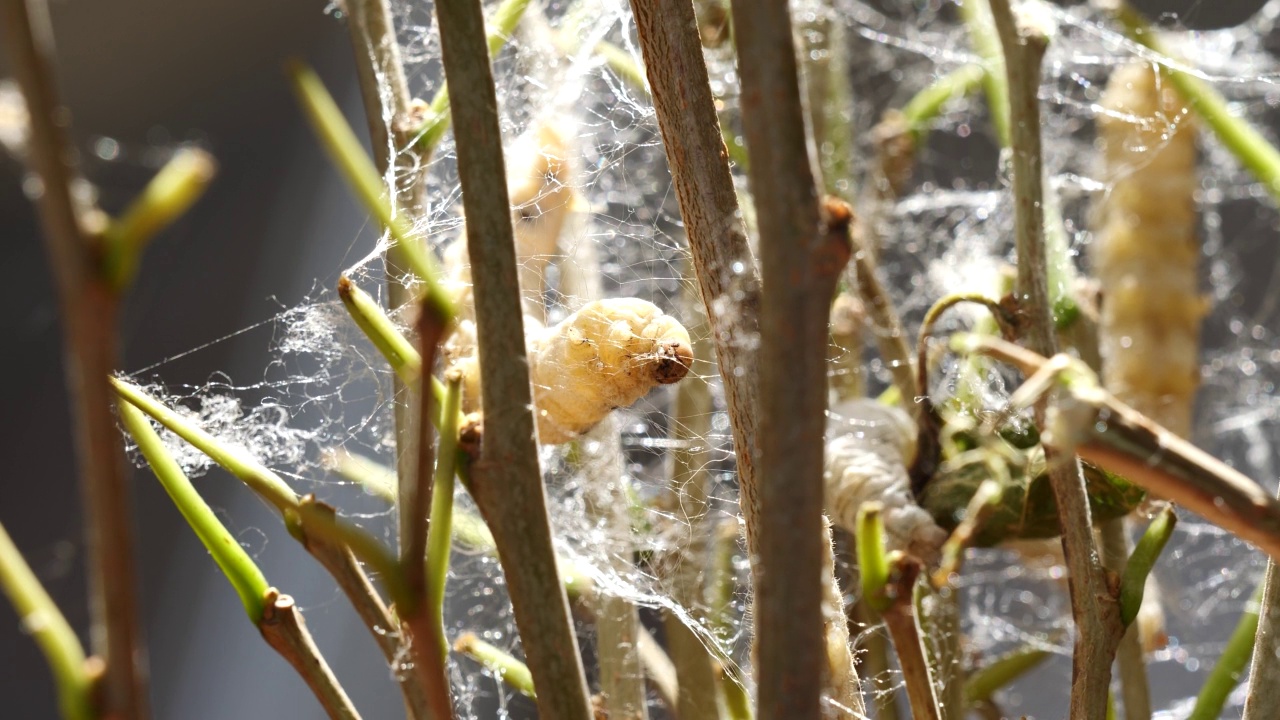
442, 122, 579, 323
455, 298, 694, 445
825, 399, 947, 562
1093, 62, 1205, 439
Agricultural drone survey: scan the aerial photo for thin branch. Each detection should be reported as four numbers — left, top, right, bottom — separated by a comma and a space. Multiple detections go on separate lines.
1100, 519, 1151, 720
1242, 485, 1280, 719
963, 645, 1052, 706
397, 296, 455, 720
850, 223, 920, 405
986, 0, 1122, 715
118, 401, 269, 622
259, 589, 362, 720
858, 504, 942, 720
453, 633, 536, 698
432, 0, 592, 715
1, 1, 148, 714
426, 375, 464, 661
731, 0, 851, 706
663, 287, 720, 720
111, 379, 433, 716
629, 0, 764, 556
0, 521, 92, 720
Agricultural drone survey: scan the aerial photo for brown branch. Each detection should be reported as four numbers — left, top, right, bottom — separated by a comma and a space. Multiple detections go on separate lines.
629, 0, 764, 556
986, 0, 1121, 715
432, 0, 592, 716
259, 589, 361, 720
880, 559, 942, 720
0, 1, 149, 716
733, 0, 847, 706
394, 310, 455, 720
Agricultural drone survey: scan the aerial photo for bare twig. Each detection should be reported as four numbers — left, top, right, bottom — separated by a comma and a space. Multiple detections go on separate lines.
111, 379, 432, 716
850, 224, 920, 406
985, 0, 1122, 714
259, 589, 361, 720
432, 0, 592, 715
396, 300, 455, 720
859, 504, 942, 720
1, 1, 148, 715
663, 313, 721, 720
1242, 489, 1280, 719
629, 0, 764, 555
339, 0, 431, 591
733, 0, 851, 703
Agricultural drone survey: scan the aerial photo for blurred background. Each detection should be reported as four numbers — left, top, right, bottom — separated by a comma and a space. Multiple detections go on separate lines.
0, 0, 1273, 717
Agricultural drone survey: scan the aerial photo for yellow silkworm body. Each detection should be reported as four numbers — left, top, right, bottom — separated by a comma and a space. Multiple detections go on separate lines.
442, 123, 577, 321
453, 299, 693, 445
824, 399, 947, 561
1093, 63, 1204, 438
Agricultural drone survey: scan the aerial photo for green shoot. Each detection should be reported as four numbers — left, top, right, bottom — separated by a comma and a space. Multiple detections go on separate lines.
1120, 506, 1177, 627
118, 400, 269, 622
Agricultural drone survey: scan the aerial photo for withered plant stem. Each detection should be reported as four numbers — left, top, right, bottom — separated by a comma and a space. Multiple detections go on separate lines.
733, 0, 851, 707
986, 0, 1121, 715
629, 0, 764, 556
258, 589, 361, 720
0, 1, 149, 716
432, 0, 592, 715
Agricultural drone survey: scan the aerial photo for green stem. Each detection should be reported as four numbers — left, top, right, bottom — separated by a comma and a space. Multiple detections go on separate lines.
956, 0, 1010, 147
1117, 5, 1280, 205
118, 400, 269, 622
109, 378, 405, 605
900, 63, 987, 145
1189, 583, 1262, 719
411, 0, 532, 155
857, 503, 892, 613
453, 632, 537, 698
325, 448, 398, 503
963, 646, 1051, 705
109, 377, 298, 512
103, 148, 217, 289
426, 375, 463, 661
287, 62, 454, 322
0, 521, 91, 720
1120, 506, 1177, 627
336, 276, 448, 413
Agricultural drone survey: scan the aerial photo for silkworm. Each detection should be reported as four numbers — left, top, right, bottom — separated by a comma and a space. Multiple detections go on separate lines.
825, 399, 947, 562
1093, 62, 1204, 439
453, 299, 693, 444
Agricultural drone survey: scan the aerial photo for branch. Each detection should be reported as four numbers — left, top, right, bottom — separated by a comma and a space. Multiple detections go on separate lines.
110, 379, 434, 716
986, 0, 1121, 714
432, 0, 592, 715
1, 1, 148, 714
453, 633, 536, 698
730, 0, 852, 708
629, 0, 764, 556
396, 296, 455, 720
858, 504, 942, 720
259, 589, 362, 720
0, 521, 92, 720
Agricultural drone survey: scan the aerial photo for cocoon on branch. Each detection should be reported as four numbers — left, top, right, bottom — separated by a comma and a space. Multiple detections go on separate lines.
452, 299, 694, 444
825, 399, 947, 562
